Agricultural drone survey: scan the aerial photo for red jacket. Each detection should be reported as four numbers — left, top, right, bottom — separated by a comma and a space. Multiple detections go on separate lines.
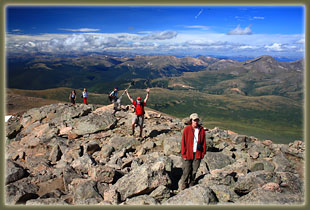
181, 125, 206, 160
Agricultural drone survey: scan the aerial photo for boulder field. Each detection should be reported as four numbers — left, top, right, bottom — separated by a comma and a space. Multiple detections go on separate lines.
5, 103, 304, 205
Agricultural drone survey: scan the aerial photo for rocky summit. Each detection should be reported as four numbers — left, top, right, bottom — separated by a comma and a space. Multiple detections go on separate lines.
5, 103, 305, 205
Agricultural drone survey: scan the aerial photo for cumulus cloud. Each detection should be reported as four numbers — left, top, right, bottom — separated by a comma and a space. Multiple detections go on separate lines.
265, 43, 284, 51
227, 24, 252, 35
5, 30, 304, 58
296, 38, 305, 44
184, 25, 210, 30
58, 28, 101, 32
141, 31, 178, 40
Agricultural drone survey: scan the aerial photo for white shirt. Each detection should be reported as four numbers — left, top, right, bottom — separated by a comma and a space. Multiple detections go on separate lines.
83, 91, 88, 98
193, 128, 199, 153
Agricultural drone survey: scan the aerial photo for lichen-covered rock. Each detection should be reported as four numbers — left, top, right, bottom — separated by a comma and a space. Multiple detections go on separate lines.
108, 136, 139, 151
6, 178, 40, 205
112, 159, 171, 201
72, 112, 117, 136
204, 152, 235, 170
234, 171, 281, 195
88, 165, 116, 183
5, 103, 305, 205
235, 188, 304, 205
72, 180, 103, 205
6, 160, 27, 184
149, 185, 171, 203
164, 185, 218, 205
123, 195, 158, 205
26, 198, 69, 205
163, 134, 182, 156
209, 184, 239, 202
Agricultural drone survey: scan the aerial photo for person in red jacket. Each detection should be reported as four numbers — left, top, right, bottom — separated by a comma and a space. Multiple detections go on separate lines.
178, 113, 206, 190
125, 88, 150, 137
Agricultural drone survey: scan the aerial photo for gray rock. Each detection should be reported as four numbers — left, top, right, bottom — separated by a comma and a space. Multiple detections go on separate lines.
72, 112, 117, 136
163, 134, 182, 156
89, 165, 116, 183
199, 172, 237, 188
24, 155, 51, 176
204, 152, 235, 170
48, 145, 63, 163
6, 159, 27, 184
6, 178, 40, 204
97, 145, 114, 159
104, 188, 120, 204
149, 185, 171, 203
85, 141, 101, 155
248, 160, 275, 172
26, 198, 69, 205
273, 152, 295, 173
109, 136, 139, 151
234, 171, 281, 195
164, 185, 218, 205
70, 154, 96, 174
6, 119, 23, 139
232, 135, 250, 144
169, 155, 183, 168
235, 188, 304, 205
142, 140, 155, 150
73, 180, 103, 204
113, 159, 172, 201
62, 166, 82, 191
123, 195, 158, 205
278, 172, 304, 194
209, 184, 239, 203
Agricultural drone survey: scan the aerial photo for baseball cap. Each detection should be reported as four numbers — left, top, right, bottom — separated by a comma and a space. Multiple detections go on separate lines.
190, 113, 199, 121
137, 96, 142, 100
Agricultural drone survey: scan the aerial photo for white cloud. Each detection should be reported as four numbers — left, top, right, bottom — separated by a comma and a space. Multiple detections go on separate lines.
141, 31, 178, 40
184, 25, 210, 30
227, 24, 252, 35
58, 28, 101, 32
253, 16, 265, 20
12, 29, 22, 32
296, 38, 305, 44
265, 43, 284, 51
239, 45, 259, 50
5, 30, 304, 58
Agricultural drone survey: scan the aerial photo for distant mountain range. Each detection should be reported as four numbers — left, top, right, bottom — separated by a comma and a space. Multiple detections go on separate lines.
6, 53, 304, 143
7, 53, 304, 101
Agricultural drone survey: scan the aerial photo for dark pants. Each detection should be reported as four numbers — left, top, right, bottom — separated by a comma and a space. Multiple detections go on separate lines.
178, 156, 201, 190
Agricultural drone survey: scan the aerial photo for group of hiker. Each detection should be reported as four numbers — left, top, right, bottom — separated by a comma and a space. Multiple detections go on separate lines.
69, 88, 88, 105
68, 86, 206, 191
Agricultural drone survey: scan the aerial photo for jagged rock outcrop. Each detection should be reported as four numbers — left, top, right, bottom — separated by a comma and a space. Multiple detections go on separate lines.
5, 103, 305, 205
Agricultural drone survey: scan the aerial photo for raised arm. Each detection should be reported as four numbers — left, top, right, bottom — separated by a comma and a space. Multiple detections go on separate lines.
125, 89, 133, 103
144, 88, 150, 103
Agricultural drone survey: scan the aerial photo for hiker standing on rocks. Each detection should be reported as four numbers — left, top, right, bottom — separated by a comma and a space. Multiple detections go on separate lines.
125, 88, 150, 137
82, 88, 88, 105
69, 90, 76, 105
109, 87, 119, 113
178, 113, 206, 190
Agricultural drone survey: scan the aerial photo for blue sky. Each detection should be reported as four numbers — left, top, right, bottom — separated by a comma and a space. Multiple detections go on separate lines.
6, 5, 305, 58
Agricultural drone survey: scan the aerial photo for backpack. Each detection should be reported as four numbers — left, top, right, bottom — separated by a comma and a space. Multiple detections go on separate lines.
134, 102, 145, 115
